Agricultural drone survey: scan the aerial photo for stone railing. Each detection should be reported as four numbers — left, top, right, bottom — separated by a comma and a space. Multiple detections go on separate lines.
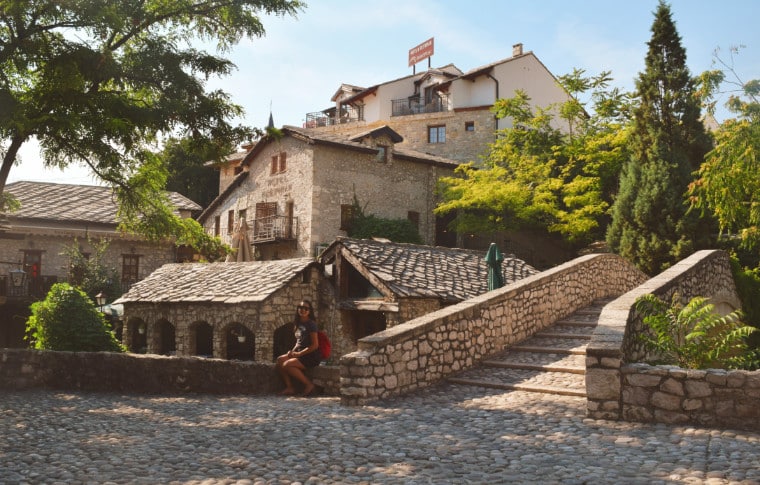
339, 253, 647, 406
586, 250, 760, 432
0, 348, 340, 396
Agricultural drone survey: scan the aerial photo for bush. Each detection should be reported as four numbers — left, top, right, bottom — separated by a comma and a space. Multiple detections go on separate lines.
730, 255, 760, 348
635, 293, 759, 370
26, 283, 124, 352
346, 196, 422, 244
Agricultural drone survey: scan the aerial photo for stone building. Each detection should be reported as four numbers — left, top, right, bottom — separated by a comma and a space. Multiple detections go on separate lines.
199, 126, 460, 261
317, 237, 539, 359
114, 258, 323, 362
303, 43, 571, 163
0, 181, 201, 348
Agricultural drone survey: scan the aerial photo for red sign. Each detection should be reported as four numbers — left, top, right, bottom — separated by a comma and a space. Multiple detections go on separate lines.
408, 37, 434, 67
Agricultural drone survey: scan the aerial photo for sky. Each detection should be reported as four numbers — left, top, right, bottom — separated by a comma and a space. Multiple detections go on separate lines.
8, 0, 760, 186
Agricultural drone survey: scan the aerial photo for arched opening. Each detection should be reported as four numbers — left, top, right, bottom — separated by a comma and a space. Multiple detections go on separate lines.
226, 323, 254, 361
273, 321, 296, 362
157, 319, 176, 356
126, 317, 148, 353
192, 322, 213, 357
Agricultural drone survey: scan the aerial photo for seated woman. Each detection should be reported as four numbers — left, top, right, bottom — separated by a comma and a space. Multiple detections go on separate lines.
275, 300, 321, 396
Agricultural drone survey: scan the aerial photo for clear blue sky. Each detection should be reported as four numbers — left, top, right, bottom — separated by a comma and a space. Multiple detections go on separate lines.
9, 0, 760, 186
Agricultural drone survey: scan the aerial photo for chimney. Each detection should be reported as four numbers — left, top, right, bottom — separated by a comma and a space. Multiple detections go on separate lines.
512, 43, 523, 57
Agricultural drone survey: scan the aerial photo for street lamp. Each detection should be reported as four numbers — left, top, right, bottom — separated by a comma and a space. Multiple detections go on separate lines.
9, 268, 26, 288
95, 291, 106, 312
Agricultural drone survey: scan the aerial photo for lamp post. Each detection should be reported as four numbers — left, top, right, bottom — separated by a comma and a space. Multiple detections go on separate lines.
95, 291, 106, 313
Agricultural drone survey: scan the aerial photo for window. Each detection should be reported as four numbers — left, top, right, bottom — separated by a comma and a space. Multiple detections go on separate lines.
23, 251, 42, 279
407, 211, 420, 230
428, 125, 446, 143
271, 152, 287, 175
122, 255, 139, 285
465, 121, 475, 131
227, 210, 235, 234
340, 204, 355, 231
238, 209, 247, 223
376, 146, 387, 162
214, 216, 221, 236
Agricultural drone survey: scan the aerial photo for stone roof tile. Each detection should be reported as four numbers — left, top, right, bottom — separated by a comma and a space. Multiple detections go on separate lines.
115, 258, 315, 304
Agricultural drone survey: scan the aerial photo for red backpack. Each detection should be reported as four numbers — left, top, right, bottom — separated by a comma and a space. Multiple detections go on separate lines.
317, 330, 331, 360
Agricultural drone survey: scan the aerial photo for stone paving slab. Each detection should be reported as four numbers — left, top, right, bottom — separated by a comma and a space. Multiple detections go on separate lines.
2, 388, 759, 484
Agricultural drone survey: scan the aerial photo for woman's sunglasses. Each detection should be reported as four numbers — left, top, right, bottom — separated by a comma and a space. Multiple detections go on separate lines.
297, 305, 311, 311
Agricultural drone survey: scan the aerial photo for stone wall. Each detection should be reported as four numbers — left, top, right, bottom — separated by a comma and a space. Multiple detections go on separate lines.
585, 250, 760, 431
0, 348, 340, 396
339, 253, 646, 406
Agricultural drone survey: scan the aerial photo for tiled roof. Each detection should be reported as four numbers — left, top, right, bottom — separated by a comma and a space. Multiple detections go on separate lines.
6, 181, 201, 225
323, 237, 538, 302
115, 258, 316, 304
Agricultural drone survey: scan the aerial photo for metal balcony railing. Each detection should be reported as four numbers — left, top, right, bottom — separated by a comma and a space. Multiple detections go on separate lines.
304, 106, 363, 128
391, 94, 450, 117
250, 215, 299, 244
0, 275, 57, 299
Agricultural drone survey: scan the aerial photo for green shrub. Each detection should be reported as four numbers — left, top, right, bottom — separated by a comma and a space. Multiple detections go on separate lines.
730, 255, 760, 348
26, 283, 124, 352
635, 293, 759, 370
346, 196, 422, 244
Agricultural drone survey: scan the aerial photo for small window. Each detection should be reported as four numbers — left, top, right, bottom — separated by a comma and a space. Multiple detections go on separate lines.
376, 146, 389, 162
301, 268, 311, 284
238, 209, 247, 223
340, 204, 355, 231
214, 216, 221, 236
271, 152, 287, 175
428, 125, 446, 143
122, 254, 139, 284
227, 210, 234, 234
465, 121, 475, 131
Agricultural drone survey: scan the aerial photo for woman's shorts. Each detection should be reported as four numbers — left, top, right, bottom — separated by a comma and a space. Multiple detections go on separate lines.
297, 350, 321, 368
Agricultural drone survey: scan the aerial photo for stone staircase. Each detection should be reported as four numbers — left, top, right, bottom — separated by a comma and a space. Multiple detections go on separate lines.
448, 299, 611, 397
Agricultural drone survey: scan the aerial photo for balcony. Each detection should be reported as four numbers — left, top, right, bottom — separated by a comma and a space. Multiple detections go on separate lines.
0, 274, 57, 300
303, 106, 363, 128
250, 215, 299, 244
391, 94, 449, 117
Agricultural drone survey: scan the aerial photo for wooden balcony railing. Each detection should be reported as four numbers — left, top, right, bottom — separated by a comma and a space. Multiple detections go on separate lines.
251, 215, 298, 244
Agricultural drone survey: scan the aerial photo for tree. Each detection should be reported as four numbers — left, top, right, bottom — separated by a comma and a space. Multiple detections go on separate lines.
435, 69, 631, 246
162, 137, 226, 210
607, 1, 713, 275
690, 46, 760, 252
346, 196, 422, 244
62, 238, 122, 303
26, 283, 124, 352
0, 0, 303, 246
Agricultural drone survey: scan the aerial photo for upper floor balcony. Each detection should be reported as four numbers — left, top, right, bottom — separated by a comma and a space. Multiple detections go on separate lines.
391, 94, 450, 117
0, 274, 58, 301
250, 215, 299, 244
304, 105, 363, 128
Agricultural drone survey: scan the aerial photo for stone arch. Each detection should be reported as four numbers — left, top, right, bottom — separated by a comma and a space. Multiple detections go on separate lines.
273, 321, 296, 362
156, 319, 176, 356
224, 322, 255, 361
190, 321, 214, 357
125, 316, 147, 354
709, 290, 743, 316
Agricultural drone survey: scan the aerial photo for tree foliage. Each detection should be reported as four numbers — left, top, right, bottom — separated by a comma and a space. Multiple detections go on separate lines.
690, 46, 760, 252
62, 238, 122, 303
436, 69, 631, 246
0, 0, 303, 249
635, 293, 759, 370
26, 283, 124, 352
607, 1, 713, 275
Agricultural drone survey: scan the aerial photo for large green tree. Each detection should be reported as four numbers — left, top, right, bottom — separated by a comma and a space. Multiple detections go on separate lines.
606, 1, 713, 275
0, 0, 302, 246
436, 69, 631, 246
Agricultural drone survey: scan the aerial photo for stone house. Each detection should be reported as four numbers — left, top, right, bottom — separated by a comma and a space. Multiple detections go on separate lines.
304, 43, 571, 163
317, 237, 539, 359
199, 125, 460, 261
113, 258, 323, 362
0, 181, 201, 348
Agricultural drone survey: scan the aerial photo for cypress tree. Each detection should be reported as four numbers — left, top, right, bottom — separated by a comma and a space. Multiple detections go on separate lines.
607, 1, 713, 275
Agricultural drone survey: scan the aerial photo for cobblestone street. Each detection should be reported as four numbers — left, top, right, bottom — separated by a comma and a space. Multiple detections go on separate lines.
2, 386, 759, 484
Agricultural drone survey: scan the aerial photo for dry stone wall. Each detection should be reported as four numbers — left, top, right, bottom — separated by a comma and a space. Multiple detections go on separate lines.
339, 253, 646, 406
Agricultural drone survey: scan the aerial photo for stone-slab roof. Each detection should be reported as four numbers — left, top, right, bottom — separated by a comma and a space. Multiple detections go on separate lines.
114, 258, 316, 304
6, 181, 201, 225
322, 237, 538, 302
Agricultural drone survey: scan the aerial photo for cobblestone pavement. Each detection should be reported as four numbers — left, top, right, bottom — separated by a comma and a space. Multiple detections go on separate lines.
1, 385, 759, 485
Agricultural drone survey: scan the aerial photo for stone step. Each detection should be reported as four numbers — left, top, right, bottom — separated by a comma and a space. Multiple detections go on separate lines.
511, 336, 590, 355
448, 368, 586, 397
483, 351, 586, 374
